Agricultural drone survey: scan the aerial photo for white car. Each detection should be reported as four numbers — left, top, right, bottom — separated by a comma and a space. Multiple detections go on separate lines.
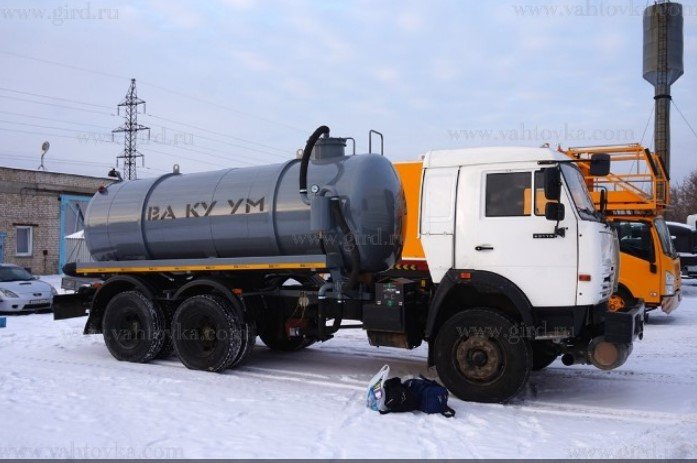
0, 264, 56, 313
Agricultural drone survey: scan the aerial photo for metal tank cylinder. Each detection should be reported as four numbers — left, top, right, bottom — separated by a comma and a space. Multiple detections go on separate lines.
84, 141, 405, 274
643, 2, 684, 86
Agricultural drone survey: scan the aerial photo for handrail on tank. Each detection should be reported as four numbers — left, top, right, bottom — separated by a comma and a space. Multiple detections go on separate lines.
368, 130, 384, 156
345, 137, 356, 156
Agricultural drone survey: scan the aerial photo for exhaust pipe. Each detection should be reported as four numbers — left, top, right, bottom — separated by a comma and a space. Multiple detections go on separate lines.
561, 352, 586, 366
560, 336, 632, 370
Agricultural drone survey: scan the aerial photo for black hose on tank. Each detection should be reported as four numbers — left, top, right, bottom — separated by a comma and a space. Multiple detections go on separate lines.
299, 125, 330, 205
331, 198, 361, 292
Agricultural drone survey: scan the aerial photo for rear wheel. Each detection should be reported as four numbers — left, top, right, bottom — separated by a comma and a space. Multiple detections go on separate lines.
434, 308, 531, 403
531, 340, 559, 371
172, 295, 245, 372
155, 303, 175, 359
102, 291, 166, 363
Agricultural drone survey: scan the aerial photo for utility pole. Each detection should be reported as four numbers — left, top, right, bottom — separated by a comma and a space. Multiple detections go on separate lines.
112, 78, 149, 180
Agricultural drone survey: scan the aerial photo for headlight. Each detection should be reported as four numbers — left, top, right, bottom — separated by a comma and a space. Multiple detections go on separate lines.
50, 286, 58, 296
665, 271, 676, 296
0, 288, 20, 298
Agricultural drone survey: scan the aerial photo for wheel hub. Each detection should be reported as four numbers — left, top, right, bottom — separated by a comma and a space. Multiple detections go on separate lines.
455, 336, 503, 382
116, 311, 143, 349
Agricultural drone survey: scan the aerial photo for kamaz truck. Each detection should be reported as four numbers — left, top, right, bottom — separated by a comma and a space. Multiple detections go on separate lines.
54, 126, 644, 403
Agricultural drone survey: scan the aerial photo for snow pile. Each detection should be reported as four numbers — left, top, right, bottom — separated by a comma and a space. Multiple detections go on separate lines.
0, 278, 696, 458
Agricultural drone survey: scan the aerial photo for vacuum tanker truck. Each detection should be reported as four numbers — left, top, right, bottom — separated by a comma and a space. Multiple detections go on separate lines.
54, 125, 644, 403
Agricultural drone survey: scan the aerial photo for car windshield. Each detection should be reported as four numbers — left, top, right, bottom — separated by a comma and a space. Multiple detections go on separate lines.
560, 164, 598, 222
0, 266, 34, 282
654, 217, 678, 258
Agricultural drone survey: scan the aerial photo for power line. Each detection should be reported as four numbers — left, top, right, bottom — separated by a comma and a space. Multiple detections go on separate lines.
0, 126, 103, 140
148, 140, 258, 167
0, 85, 293, 159
672, 100, 697, 142
0, 94, 112, 115
0, 87, 112, 109
146, 147, 226, 169
640, 104, 654, 145
0, 48, 306, 133
0, 119, 112, 137
148, 114, 290, 156
0, 110, 113, 130
0, 126, 252, 172
0, 152, 168, 174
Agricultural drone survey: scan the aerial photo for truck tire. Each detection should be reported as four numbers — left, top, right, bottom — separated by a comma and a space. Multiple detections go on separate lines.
102, 291, 166, 363
155, 303, 175, 359
531, 340, 559, 371
229, 321, 257, 368
434, 308, 532, 403
172, 295, 244, 372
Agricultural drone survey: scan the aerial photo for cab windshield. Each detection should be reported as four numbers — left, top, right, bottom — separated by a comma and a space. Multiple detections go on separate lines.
560, 164, 598, 222
654, 217, 678, 258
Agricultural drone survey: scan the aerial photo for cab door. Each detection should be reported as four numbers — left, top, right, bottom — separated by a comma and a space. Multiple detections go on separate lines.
455, 167, 578, 307
419, 167, 459, 282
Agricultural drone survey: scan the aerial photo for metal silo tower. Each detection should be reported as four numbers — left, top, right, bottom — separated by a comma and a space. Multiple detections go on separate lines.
643, 1, 684, 177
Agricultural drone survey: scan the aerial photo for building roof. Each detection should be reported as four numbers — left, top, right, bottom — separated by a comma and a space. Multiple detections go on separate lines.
0, 165, 112, 181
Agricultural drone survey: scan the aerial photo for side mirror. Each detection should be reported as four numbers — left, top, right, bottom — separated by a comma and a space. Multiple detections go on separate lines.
544, 168, 562, 201
589, 153, 611, 176
599, 189, 608, 215
545, 202, 565, 222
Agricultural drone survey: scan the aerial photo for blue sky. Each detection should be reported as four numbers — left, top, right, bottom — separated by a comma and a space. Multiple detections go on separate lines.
0, 0, 695, 182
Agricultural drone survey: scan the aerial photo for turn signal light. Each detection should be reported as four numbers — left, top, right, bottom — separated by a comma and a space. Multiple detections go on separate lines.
579, 274, 592, 282
459, 272, 472, 280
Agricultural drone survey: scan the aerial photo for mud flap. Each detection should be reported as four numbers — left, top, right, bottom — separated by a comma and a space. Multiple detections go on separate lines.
604, 299, 645, 344
53, 294, 91, 320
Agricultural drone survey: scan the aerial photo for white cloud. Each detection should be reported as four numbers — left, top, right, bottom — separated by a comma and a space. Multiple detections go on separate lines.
219, 0, 257, 10
230, 50, 273, 72
374, 67, 400, 85
433, 58, 458, 82
396, 11, 424, 32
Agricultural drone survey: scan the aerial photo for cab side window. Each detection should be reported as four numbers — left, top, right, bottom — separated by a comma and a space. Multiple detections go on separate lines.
485, 172, 531, 217
612, 221, 653, 261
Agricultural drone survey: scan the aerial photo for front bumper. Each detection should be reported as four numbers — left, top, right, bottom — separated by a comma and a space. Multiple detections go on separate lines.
661, 291, 682, 314
0, 297, 53, 313
604, 300, 645, 344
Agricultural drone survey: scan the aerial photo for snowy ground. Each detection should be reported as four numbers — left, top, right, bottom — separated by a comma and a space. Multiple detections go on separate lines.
1, 276, 696, 459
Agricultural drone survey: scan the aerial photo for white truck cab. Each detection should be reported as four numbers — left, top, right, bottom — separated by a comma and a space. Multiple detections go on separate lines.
419, 147, 617, 308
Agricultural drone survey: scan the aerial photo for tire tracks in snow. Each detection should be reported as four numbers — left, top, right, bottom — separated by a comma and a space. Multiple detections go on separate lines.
13, 351, 697, 427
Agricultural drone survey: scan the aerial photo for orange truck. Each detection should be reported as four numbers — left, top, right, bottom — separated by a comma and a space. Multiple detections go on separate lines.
565, 144, 681, 316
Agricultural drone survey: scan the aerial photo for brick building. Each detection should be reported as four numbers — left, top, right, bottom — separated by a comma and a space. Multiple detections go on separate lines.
0, 167, 112, 274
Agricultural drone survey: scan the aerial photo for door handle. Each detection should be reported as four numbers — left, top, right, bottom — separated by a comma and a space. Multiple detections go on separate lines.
475, 245, 494, 251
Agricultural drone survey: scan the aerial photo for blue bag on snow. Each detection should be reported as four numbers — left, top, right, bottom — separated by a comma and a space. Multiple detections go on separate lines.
404, 375, 456, 418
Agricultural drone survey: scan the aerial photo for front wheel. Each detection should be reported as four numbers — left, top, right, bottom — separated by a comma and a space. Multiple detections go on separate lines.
434, 308, 531, 403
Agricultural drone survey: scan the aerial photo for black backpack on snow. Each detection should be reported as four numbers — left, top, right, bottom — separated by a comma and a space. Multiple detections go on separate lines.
379, 377, 420, 414
379, 376, 456, 418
